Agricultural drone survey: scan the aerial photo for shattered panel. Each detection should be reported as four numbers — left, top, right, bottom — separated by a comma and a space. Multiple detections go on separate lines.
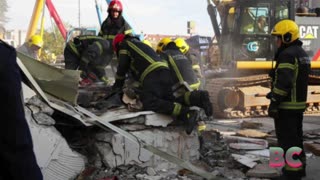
25, 106, 86, 180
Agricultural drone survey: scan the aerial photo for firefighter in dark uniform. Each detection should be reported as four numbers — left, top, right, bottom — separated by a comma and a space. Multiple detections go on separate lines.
0, 40, 43, 180
268, 19, 310, 180
99, 0, 132, 46
112, 34, 213, 134
64, 35, 113, 86
160, 41, 212, 116
174, 38, 203, 80
99, 0, 132, 75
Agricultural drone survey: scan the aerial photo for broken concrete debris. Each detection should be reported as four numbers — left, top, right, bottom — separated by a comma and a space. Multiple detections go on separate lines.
246, 164, 281, 178
240, 121, 263, 129
25, 96, 86, 180
231, 154, 259, 168
236, 129, 268, 139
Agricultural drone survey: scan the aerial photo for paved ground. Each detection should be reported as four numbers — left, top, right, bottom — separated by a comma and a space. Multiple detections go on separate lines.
208, 114, 320, 180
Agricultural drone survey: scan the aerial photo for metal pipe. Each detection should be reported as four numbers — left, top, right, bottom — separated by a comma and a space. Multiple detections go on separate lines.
207, 0, 221, 42
95, 0, 103, 26
46, 0, 67, 40
237, 61, 320, 69
26, 0, 45, 41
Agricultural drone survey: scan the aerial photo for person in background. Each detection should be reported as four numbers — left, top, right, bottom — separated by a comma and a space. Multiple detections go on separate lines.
256, 15, 268, 33
268, 19, 310, 180
99, 0, 132, 46
0, 40, 43, 180
17, 34, 43, 60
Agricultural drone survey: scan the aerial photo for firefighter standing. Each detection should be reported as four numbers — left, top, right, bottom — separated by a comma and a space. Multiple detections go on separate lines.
64, 35, 113, 86
0, 40, 43, 180
112, 34, 213, 134
17, 34, 43, 60
268, 19, 310, 180
99, 0, 132, 46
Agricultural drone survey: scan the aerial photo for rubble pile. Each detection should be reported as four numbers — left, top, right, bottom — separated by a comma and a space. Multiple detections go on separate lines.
24, 95, 86, 180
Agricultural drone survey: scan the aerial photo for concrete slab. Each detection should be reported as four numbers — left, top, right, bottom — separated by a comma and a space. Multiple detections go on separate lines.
95, 127, 200, 171
246, 163, 281, 178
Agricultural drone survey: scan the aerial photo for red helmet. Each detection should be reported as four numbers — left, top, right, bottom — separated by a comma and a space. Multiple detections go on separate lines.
113, 34, 125, 52
108, 0, 123, 13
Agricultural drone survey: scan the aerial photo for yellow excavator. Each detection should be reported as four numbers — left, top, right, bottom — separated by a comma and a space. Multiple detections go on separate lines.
205, 0, 320, 118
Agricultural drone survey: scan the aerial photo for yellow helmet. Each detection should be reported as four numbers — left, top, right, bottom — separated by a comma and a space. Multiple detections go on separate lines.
142, 39, 152, 48
156, 37, 171, 53
174, 38, 189, 54
29, 35, 43, 48
271, 19, 299, 44
229, 7, 235, 14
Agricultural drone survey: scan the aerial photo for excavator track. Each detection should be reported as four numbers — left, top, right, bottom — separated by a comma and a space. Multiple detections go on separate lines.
206, 74, 270, 118
206, 74, 320, 118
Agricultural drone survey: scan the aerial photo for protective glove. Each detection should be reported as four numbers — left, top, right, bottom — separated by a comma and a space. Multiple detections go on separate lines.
268, 101, 279, 119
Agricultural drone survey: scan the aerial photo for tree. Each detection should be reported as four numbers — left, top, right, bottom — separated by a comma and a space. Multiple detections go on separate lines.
0, 0, 8, 26
40, 27, 65, 63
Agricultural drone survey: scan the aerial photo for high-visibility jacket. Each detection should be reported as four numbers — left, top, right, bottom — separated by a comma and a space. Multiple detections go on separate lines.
113, 37, 169, 89
65, 35, 106, 58
99, 16, 132, 42
186, 49, 203, 78
271, 40, 310, 111
161, 49, 200, 90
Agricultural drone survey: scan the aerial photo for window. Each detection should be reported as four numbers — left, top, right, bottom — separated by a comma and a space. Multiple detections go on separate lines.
240, 7, 269, 34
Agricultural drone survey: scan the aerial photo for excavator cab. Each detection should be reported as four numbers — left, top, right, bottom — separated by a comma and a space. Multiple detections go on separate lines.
210, 0, 294, 66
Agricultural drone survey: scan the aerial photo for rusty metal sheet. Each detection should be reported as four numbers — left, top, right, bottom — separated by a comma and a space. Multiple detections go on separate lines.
17, 52, 80, 105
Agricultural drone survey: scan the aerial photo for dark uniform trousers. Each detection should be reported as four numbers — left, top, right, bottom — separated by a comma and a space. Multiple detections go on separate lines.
140, 68, 211, 117
64, 46, 80, 70
274, 110, 306, 178
0, 41, 43, 180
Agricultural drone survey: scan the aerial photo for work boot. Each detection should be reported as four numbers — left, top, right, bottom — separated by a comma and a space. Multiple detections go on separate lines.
179, 109, 199, 135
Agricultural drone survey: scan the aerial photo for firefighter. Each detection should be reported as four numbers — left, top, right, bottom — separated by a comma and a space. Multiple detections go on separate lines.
142, 39, 152, 48
17, 34, 43, 60
161, 41, 212, 116
161, 41, 201, 91
174, 38, 203, 85
99, 0, 132, 46
156, 37, 171, 54
112, 34, 212, 134
268, 19, 310, 180
64, 35, 113, 86
0, 40, 43, 180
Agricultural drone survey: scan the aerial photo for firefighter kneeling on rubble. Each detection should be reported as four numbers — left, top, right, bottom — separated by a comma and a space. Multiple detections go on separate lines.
268, 19, 310, 180
112, 34, 213, 135
64, 35, 113, 86
160, 39, 212, 116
